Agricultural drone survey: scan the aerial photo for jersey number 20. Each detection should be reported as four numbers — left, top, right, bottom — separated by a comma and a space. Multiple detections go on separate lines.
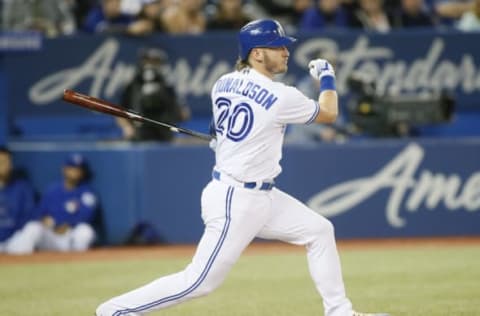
214, 97, 254, 142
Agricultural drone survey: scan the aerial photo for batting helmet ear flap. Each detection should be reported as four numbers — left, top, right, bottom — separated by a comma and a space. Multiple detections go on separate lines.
238, 19, 296, 61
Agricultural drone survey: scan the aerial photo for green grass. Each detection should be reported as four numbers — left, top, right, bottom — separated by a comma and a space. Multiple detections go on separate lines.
1, 245, 479, 316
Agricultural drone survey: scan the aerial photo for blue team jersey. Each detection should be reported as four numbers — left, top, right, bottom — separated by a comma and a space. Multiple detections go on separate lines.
0, 179, 36, 242
37, 182, 98, 228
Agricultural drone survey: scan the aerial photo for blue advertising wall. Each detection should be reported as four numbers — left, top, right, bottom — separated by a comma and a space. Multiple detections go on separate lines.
2, 30, 480, 139
10, 139, 480, 245
2, 30, 480, 244
0, 70, 7, 145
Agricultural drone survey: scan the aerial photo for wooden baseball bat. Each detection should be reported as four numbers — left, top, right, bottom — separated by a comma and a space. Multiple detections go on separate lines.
62, 89, 213, 142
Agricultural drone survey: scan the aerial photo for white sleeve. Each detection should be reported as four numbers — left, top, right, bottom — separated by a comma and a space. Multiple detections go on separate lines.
275, 86, 319, 125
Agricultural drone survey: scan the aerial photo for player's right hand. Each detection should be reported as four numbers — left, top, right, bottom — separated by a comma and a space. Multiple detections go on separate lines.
308, 59, 335, 81
42, 216, 55, 228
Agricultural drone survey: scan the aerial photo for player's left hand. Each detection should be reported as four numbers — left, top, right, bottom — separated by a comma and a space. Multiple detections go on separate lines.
308, 59, 335, 81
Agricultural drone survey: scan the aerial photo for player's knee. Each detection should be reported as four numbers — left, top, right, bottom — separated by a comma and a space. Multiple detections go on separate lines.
322, 218, 335, 238
309, 216, 335, 240
23, 221, 44, 237
5, 221, 43, 255
72, 223, 95, 251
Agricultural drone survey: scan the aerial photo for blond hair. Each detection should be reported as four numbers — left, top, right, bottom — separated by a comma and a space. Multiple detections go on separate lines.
235, 57, 250, 71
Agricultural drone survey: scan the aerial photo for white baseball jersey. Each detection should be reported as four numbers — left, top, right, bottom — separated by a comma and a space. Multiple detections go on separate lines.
211, 67, 320, 182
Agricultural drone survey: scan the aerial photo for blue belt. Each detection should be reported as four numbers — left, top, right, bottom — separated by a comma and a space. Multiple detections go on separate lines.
212, 170, 274, 191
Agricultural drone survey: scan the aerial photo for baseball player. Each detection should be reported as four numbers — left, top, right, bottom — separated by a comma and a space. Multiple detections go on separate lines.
96, 19, 389, 316
0, 146, 42, 255
36, 153, 97, 252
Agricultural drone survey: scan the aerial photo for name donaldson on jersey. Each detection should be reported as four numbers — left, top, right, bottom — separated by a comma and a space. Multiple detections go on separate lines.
214, 77, 278, 110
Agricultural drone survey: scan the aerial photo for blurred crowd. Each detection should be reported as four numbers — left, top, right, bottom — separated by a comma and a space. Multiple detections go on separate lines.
1, 0, 479, 37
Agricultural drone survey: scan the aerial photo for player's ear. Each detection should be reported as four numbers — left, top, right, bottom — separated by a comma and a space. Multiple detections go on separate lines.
251, 48, 263, 63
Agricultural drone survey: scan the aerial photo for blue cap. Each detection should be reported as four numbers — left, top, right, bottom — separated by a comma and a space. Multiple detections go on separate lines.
64, 153, 87, 169
238, 19, 296, 60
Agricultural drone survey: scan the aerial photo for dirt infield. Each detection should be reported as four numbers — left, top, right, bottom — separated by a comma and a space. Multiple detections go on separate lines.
1, 236, 479, 265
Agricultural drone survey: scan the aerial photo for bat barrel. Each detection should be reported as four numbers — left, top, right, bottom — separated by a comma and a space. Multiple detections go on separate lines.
62, 89, 133, 120
62, 89, 213, 141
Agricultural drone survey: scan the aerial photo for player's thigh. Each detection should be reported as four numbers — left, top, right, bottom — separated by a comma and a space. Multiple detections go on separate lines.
257, 187, 333, 245
4, 222, 43, 254
200, 180, 274, 261
201, 180, 273, 225
38, 229, 70, 251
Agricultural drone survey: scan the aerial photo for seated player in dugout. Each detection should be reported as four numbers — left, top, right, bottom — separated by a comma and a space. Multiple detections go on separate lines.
35, 153, 98, 252
116, 47, 190, 142
0, 146, 40, 255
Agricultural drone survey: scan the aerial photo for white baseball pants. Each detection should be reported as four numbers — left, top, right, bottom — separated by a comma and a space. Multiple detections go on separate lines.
96, 179, 352, 316
0, 221, 43, 255
37, 223, 96, 252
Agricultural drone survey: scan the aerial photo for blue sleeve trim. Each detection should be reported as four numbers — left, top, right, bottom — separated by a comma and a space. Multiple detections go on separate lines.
320, 76, 336, 92
306, 101, 320, 125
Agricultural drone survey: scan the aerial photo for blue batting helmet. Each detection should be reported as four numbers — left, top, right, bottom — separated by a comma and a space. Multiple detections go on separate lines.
238, 19, 296, 61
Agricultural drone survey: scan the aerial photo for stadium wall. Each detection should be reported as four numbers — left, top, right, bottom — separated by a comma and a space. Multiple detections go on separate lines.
10, 139, 480, 245
2, 30, 480, 140
2, 30, 479, 244
0, 70, 7, 145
